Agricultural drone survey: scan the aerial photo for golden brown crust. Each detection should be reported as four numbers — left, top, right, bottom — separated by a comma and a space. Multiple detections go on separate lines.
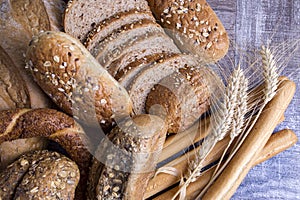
146, 66, 211, 133
147, 0, 229, 62
0, 150, 80, 200
89, 114, 167, 200
26, 31, 133, 129
0, 108, 92, 199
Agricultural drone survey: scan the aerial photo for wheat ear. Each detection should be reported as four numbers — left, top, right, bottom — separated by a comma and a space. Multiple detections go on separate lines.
196, 45, 279, 199
171, 67, 245, 200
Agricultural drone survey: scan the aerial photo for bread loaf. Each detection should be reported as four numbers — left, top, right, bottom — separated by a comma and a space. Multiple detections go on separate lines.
146, 66, 212, 133
64, 0, 151, 42
26, 31, 133, 129
88, 114, 167, 200
0, 108, 92, 199
147, 0, 229, 62
0, 45, 47, 170
0, 150, 80, 200
0, 0, 66, 108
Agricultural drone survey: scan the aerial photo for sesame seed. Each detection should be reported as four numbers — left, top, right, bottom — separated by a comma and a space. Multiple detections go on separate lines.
43, 61, 51, 67
206, 41, 213, 49
163, 8, 169, 14
33, 68, 39, 72
203, 32, 209, 37
176, 23, 182, 29
166, 20, 171, 24
58, 88, 65, 92
100, 99, 107, 104
196, 3, 202, 12
53, 55, 60, 63
30, 187, 39, 193
195, 21, 199, 27
200, 20, 205, 24
69, 46, 75, 51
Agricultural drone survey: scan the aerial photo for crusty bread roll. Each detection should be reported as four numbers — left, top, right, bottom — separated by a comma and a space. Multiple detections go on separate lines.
88, 114, 167, 200
0, 150, 80, 200
147, 0, 229, 62
146, 66, 212, 133
0, 0, 66, 109
0, 108, 91, 199
0, 45, 48, 170
26, 31, 133, 129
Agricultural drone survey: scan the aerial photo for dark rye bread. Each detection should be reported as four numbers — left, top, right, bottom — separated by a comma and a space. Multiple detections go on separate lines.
0, 46, 48, 170
0, 150, 80, 200
106, 33, 180, 76
26, 31, 132, 129
0, 108, 92, 199
88, 114, 167, 200
147, 0, 229, 63
146, 66, 212, 133
128, 54, 198, 114
84, 9, 155, 50
64, 0, 151, 42
0, 0, 65, 108
117, 53, 176, 89
93, 19, 164, 66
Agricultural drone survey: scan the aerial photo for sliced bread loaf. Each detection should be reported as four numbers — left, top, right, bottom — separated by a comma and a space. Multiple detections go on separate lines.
64, 0, 151, 42
146, 66, 212, 133
105, 33, 180, 76
128, 54, 198, 114
84, 9, 155, 50
93, 19, 164, 66
147, 0, 229, 63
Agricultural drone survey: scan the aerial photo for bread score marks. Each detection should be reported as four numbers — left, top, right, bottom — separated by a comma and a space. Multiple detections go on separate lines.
89, 114, 167, 200
26, 31, 133, 129
0, 150, 80, 200
147, 0, 229, 62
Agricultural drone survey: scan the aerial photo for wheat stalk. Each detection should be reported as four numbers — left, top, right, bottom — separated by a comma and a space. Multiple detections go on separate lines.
195, 45, 279, 199
171, 67, 246, 200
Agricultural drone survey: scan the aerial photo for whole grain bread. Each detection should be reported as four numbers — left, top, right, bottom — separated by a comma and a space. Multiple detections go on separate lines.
146, 66, 212, 133
0, 150, 80, 200
26, 31, 133, 129
88, 114, 167, 200
0, 108, 92, 199
64, 0, 151, 42
0, 0, 66, 108
128, 54, 199, 114
92, 19, 163, 65
106, 33, 180, 77
84, 9, 155, 51
147, 0, 229, 63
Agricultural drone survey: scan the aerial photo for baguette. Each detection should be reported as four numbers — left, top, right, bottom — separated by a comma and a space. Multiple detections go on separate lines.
0, 108, 92, 199
26, 31, 133, 129
0, 150, 80, 200
88, 114, 167, 200
147, 0, 229, 62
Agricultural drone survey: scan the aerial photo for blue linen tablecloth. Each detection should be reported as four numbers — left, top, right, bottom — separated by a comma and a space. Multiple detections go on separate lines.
208, 0, 300, 199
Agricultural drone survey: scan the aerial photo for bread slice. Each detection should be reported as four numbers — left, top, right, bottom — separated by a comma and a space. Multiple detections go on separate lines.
128, 54, 198, 114
84, 9, 155, 50
64, 0, 151, 42
106, 33, 180, 76
93, 19, 164, 66
147, 0, 229, 63
146, 66, 211, 133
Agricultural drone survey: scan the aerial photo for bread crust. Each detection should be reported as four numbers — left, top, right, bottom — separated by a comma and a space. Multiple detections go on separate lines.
147, 0, 229, 62
26, 31, 133, 129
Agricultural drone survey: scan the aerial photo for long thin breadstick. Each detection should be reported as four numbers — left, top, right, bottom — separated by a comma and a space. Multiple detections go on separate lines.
146, 114, 285, 198
202, 79, 296, 200
153, 129, 298, 200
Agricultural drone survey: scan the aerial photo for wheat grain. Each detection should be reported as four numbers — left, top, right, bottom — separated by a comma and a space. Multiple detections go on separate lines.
171, 67, 246, 200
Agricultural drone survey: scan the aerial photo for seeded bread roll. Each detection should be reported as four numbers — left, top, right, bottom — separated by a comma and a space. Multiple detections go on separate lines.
88, 114, 167, 200
0, 150, 80, 200
0, 45, 48, 170
146, 66, 212, 133
0, 0, 65, 109
0, 108, 92, 199
147, 0, 229, 63
64, 0, 151, 42
26, 31, 133, 129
